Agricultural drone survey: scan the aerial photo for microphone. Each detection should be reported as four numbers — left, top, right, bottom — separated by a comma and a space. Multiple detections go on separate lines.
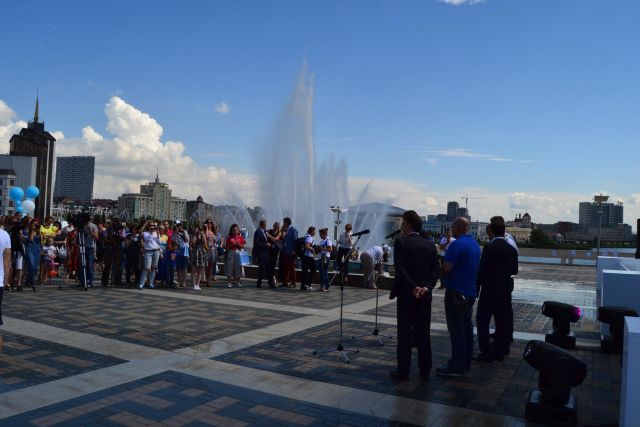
351, 229, 370, 237
385, 229, 401, 239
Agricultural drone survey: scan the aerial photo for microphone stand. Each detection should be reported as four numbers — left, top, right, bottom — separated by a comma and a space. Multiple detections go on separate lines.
351, 258, 392, 346
312, 234, 363, 363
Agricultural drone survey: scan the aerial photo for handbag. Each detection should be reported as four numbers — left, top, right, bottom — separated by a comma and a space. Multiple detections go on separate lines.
58, 246, 68, 260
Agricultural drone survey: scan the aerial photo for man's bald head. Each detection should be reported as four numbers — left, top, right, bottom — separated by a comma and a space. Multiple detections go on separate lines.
451, 217, 469, 238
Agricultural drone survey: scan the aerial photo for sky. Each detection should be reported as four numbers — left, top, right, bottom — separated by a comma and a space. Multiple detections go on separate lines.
1, 0, 639, 227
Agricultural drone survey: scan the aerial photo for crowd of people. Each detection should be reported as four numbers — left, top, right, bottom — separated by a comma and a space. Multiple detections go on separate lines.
0, 212, 381, 294
0, 207, 520, 384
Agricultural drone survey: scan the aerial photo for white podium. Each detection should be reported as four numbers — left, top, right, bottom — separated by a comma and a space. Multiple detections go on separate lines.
620, 317, 640, 427
601, 270, 640, 335
601, 270, 640, 313
597, 257, 640, 292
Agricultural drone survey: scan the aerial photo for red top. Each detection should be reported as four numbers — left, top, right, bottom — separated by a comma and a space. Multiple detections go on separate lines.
225, 235, 245, 250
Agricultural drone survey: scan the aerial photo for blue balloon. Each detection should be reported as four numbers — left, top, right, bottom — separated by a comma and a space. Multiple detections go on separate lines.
15, 206, 24, 214
9, 187, 24, 201
25, 186, 40, 199
15, 200, 22, 207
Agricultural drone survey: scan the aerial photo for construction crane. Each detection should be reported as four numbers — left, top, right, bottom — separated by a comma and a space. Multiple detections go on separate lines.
461, 195, 486, 210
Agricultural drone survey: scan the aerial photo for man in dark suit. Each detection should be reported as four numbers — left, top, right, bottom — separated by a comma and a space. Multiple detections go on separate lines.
389, 210, 441, 381
252, 219, 274, 288
475, 221, 519, 362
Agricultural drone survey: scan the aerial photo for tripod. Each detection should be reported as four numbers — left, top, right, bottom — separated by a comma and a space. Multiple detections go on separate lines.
78, 230, 89, 291
312, 235, 362, 363
352, 262, 392, 345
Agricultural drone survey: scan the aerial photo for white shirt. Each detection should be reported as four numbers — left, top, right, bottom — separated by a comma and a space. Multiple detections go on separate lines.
338, 231, 353, 249
504, 233, 519, 253
320, 238, 333, 258
142, 231, 161, 251
0, 229, 11, 287
365, 246, 384, 264
439, 236, 456, 254
304, 234, 315, 258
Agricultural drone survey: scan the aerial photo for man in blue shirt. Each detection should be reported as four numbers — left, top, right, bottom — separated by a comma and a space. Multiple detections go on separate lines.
437, 217, 481, 376
280, 217, 298, 288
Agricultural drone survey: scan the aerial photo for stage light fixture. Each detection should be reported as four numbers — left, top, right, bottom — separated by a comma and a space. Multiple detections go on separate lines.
542, 301, 581, 349
523, 340, 588, 425
597, 306, 639, 353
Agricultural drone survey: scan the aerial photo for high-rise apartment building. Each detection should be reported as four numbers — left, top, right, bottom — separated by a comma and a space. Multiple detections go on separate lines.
578, 200, 624, 227
447, 201, 459, 221
9, 98, 56, 219
54, 156, 95, 203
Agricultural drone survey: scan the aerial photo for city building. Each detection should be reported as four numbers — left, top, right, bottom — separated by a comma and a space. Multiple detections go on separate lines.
435, 214, 448, 223
579, 200, 624, 227
508, 213, 532, 229
9, 97, 56, 219
0, 155, 37, 192
186, 195, 215, 223
456, 207, 470, 220
54, 156, 95, 203
469, 221, 490, 241
505, 226, 532, 242
0, 169, 17, 216
446, 201, 459, 222
117, 174, 187, 221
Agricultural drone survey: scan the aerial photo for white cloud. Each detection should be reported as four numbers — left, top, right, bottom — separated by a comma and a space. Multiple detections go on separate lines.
214, 101, 230, 115
51, 130, 65, 140
0, 100, 27, 154
412, 148, 533, 164
439, 0, 485, 5
425, 158, 439, 167
55, 96, 246, 204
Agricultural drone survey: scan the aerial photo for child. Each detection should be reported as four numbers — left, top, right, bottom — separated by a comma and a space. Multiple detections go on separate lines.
41, 237, 58, 283
318, 228, 333, 292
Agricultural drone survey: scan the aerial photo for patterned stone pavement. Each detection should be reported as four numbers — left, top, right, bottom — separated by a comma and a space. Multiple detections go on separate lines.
2, 371, 404, 427
215, 319, 620, 427
0, 332, 125, 394
153, 283, 385, 310
3, 287, 302, 350
0, 264, 623, 426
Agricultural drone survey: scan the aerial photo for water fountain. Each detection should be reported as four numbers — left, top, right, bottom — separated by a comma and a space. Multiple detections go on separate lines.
215, 65, 394, 250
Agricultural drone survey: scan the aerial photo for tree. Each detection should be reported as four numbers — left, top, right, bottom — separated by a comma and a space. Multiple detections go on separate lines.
530, 228, 553, 246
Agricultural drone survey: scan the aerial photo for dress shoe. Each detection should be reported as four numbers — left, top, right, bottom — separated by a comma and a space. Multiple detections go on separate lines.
388, 371, 409, 381
473, 353, 493, 363
436, 365, 463, 377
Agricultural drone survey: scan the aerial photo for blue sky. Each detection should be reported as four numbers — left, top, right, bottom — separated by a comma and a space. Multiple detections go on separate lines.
1, 0, 639, 224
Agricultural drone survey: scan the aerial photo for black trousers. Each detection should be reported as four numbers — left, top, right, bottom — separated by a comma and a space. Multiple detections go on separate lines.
101, 248, 114, 286
301, 256, 316, 288
256, 253, 274, 286
476, 293, 512, 356
125, 258, 141, 287
396, 296, 432, 376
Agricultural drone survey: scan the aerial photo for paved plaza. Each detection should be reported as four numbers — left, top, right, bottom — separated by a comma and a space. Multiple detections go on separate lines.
0, 264, 621, 426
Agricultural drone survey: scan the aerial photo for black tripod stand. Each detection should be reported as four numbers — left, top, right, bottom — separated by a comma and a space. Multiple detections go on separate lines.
312, 235, 363, 363
77, 230, 89, 291
352, 261, 392, 346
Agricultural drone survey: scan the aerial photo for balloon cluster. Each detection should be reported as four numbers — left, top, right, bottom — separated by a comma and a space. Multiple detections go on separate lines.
9, 186, 40, 217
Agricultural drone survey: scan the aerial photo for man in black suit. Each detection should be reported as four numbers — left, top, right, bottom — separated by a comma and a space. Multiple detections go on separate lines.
475, 221, 518, 362
253, 219, 275, 288
389, 210, 441, 381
